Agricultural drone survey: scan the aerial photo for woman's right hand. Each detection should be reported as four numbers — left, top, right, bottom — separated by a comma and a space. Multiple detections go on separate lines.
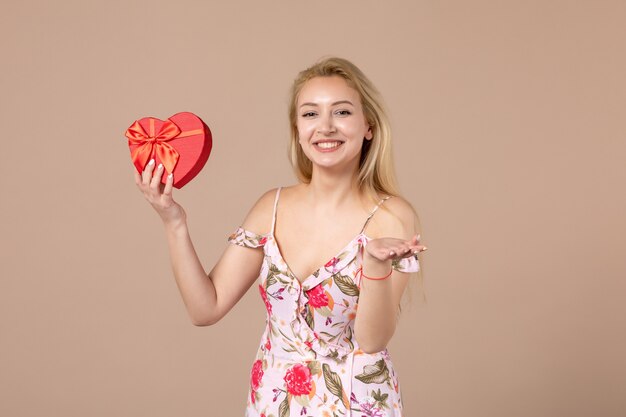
134, 158, 187, 226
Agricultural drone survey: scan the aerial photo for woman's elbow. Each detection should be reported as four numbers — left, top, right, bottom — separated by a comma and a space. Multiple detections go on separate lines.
190, 311, 221, 326
191, 318, 211, 327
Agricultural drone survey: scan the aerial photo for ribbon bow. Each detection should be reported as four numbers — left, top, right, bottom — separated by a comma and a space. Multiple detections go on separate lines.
125, 118, 181, 174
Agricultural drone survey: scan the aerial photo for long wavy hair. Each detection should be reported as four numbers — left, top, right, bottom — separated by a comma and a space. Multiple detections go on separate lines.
287, 56, 425, 312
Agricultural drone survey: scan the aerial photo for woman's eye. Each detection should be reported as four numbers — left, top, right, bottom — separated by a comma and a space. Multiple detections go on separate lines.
336, 110, 352, 116
302, 112, 316, 117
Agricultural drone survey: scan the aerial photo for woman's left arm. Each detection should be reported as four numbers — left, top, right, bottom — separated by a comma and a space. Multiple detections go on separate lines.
353, 201, 427, 353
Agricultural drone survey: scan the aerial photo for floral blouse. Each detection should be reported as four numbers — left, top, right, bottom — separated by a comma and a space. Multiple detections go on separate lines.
228, 187, 420, 417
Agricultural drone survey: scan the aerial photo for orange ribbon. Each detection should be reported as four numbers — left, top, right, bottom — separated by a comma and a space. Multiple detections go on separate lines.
125, 118, 203, 174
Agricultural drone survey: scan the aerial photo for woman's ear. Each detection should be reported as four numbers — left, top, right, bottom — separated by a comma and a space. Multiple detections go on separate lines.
365, 126, 373, 140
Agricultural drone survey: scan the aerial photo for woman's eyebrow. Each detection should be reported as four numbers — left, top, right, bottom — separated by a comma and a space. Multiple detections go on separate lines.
299, 100, 354, 108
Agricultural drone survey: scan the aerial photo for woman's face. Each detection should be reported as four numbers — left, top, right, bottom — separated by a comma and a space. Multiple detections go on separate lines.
296, 75, 372, 173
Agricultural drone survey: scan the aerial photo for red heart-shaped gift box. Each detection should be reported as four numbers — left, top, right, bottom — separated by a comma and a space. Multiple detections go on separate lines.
125, 112, 212, 189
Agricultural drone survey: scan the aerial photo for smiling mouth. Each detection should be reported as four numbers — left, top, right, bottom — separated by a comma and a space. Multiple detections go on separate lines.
315, 141, 343, 149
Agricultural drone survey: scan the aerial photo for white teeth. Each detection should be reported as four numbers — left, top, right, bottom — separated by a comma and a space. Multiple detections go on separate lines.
316, 141, 342, 149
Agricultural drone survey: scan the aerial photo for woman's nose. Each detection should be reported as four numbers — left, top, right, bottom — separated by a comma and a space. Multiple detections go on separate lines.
317, 114, 336, 135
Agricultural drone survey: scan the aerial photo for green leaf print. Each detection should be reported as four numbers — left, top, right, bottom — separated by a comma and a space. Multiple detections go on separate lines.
266, 274, 277, 287
333, 273, 360, 297
354, 359, 390, 384
276, 275, 292, 285
269, 263, 291, 285
344, 326, 354, 350
372, 388, 389, 409
279, 395, 289, 417
307, 360, 321, 376
391, 258, 401, 270
316, 305, 333, 317
304, 305, 314, 329
322, 363, 344, 399
269, 264, 282, 275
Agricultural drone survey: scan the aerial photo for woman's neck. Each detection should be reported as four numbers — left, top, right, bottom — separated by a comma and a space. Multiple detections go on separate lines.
301, 165, 364, 211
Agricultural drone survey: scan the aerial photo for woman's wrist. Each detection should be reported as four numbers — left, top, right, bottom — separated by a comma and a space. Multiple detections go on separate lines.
163, 216, 188, 235
362, 252, 392, 278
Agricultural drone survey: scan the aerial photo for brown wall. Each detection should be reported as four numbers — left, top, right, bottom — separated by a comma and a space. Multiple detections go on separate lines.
1, 1, 625, 416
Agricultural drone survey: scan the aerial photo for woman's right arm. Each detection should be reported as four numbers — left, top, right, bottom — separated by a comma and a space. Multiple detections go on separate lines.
135, 159, 274, 326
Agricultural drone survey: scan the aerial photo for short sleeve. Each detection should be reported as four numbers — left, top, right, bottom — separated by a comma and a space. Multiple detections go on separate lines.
227, 227, 268, 248
391, 253, 421, 273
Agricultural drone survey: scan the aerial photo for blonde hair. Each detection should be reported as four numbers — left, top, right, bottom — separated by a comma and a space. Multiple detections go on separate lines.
287, 56, 426, 312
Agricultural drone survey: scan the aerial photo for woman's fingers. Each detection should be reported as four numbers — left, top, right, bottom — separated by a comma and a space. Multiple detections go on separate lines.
163, 172, 174, 196
397, 238, 428, 258
412, 245, 428, 254
142, 159, 155, 185
136, 159, 175, 204
407, 234, 420, 245
389, 244, 411, 258
150, 163, 164, 189
132, 160, 183, 225
406, 234, 427, 255
366, 236, 428, 261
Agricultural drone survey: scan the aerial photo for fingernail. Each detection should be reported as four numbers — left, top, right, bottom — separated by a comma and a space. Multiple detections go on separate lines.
148, 159, 155, 165
422, 246, 428, 251
416, 234, 421, 240
158, 163, 163, 170
168, 173, 173, 179
390, 251, 395, 256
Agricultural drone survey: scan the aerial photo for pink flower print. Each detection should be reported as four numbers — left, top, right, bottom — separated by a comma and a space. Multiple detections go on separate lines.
250, 359, 264, 404
265, 338, 271, 351
259, 236, 267, 246
251, 360, 264, 390
359, 399, 384, 417
325, 257, 339, 268
283, 363, 313, 396
272, 388, 281, 402
305, 285, 329, 308
272, 287, 285, 300
258, 284, 272, 315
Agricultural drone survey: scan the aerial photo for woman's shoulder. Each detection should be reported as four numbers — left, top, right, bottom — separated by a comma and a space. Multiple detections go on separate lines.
238, 187, 279, 235
239, 184, 300, 235
381, 193, 416, 215
367, 193, 419, 239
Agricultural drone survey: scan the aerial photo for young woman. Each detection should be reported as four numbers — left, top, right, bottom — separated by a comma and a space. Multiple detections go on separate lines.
134, 57, 427, 417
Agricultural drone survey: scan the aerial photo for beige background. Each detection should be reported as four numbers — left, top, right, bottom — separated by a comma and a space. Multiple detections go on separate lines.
1, 1, 625, 416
